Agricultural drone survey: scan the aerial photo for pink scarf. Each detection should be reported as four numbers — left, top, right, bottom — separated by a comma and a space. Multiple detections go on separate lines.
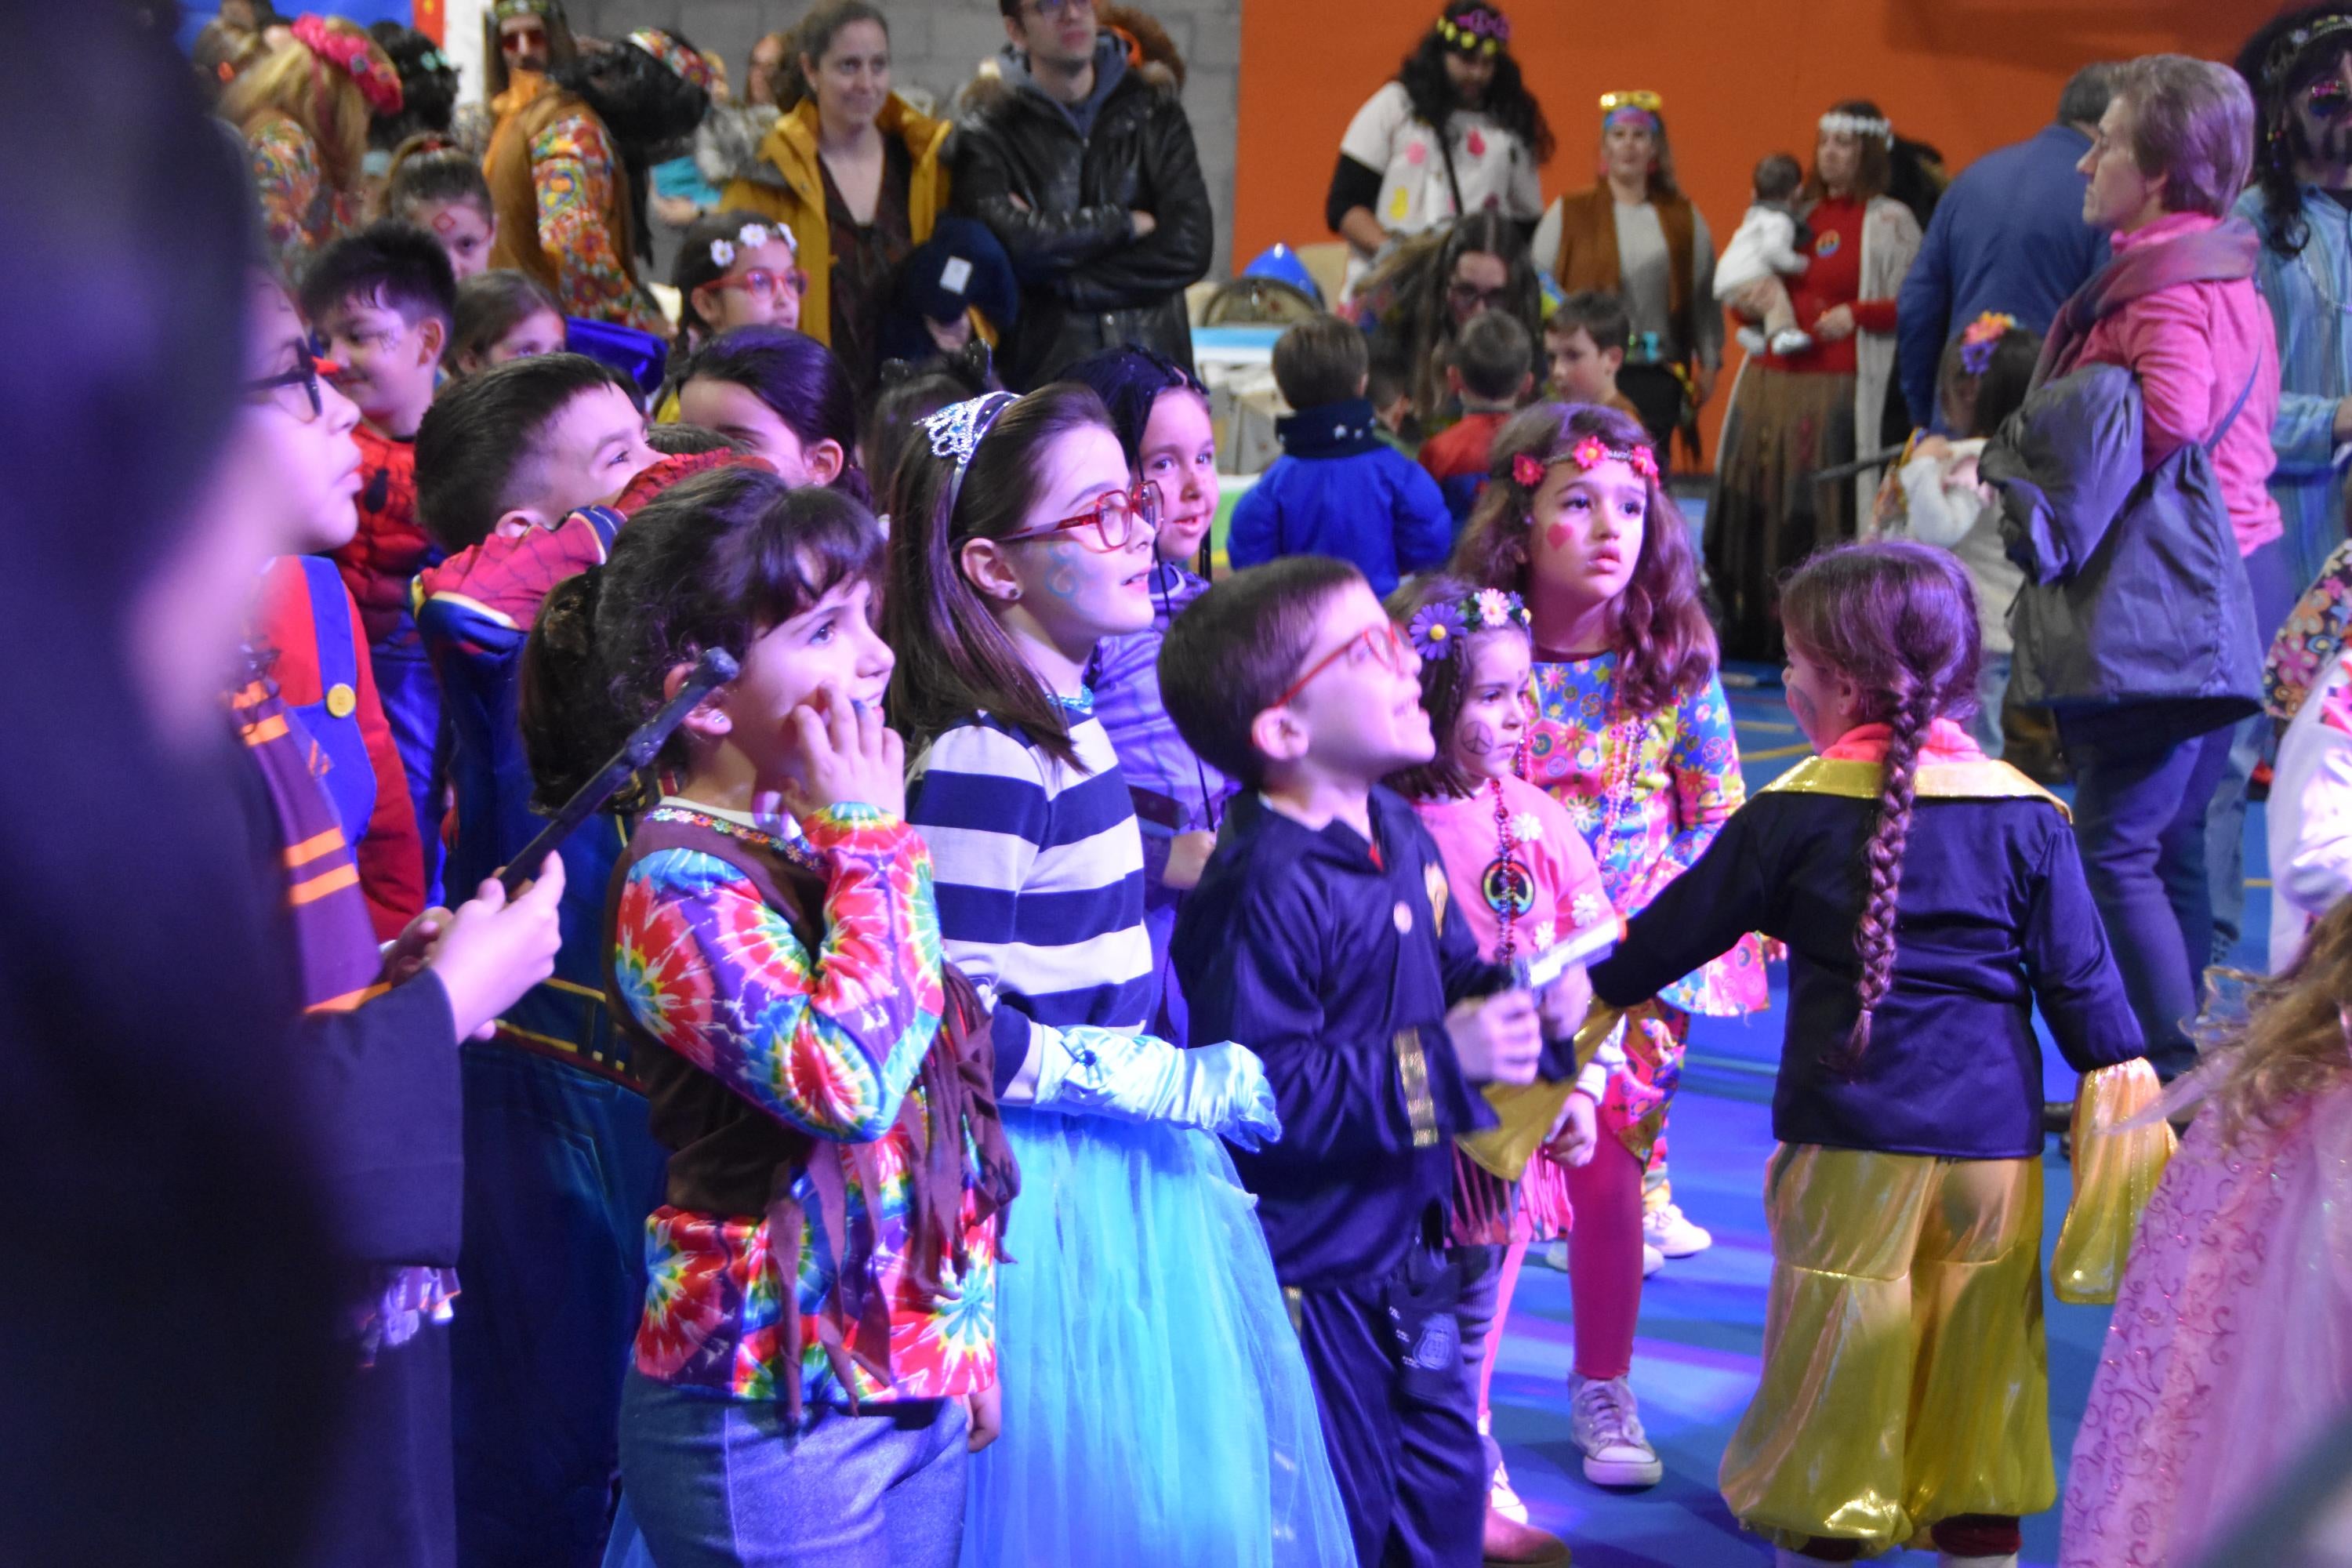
1819, 717, 1984, 764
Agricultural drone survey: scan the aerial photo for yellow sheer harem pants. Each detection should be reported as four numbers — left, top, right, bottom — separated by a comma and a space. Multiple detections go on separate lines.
1719, 1144, 2055, 1556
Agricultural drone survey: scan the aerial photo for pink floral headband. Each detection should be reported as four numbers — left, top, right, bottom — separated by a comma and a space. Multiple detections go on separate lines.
1958, 311, 2016, 376
292, 14, 403, 117
1437, 7, 1510, 54
1508, 436, 1660, 490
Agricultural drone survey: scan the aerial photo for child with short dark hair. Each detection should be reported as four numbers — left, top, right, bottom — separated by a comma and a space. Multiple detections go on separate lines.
1421, 310, 1536, 523
1367, 353, 1419, 451
1166, 555, 1578, 1568
448, 268, 566, 378
1544, 291, 1643, 423
1229, 314, 1454, 597
385, 133, 497, 281
1717, 151, 1813, 358
300, 217, 460, 901
1587, 541, 2154, 1567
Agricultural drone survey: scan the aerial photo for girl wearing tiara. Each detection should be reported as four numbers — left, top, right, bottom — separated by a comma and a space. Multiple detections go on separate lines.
1586, 541, 2163, 1567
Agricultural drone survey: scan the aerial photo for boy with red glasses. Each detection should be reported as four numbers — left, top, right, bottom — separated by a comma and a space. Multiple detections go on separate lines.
1163, 555, 1588, 1568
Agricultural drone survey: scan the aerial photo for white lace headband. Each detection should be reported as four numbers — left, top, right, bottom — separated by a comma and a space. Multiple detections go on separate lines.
1818, 111, 1893, 147
920, 392, 1019, 528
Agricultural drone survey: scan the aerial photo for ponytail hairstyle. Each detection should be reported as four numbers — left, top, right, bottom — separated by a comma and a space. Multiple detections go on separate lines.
520, 466, 883, 812
774, 0, 889, 114
1381, 573, 1530, 802
882, 383, 1119, 768
1779, 541, 1982, 1072
1449, 401, 1715, 719
384, 132, 492, 224
681, 325, 869, 504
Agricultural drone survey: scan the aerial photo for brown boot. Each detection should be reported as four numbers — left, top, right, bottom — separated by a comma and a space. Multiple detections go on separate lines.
1483, 1505, 1572, 1566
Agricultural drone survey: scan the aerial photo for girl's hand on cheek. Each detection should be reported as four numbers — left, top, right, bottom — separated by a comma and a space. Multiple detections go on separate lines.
778, 681, 908, 820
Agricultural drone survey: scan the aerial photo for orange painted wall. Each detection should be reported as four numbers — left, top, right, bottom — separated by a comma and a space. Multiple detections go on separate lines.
1237, 0, 2280, 438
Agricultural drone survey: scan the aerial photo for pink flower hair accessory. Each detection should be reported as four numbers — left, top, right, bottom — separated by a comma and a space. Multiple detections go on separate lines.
292, 15, 403, 117
1568, 435, 1659, 481
1958, 311, 2016, 376
1511, 452, 1546, 488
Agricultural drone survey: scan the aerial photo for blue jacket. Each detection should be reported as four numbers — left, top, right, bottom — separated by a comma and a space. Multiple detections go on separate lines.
2239, 185, 2352, 593
1897, 124, 2109, 428
1227, 398, 1454, 598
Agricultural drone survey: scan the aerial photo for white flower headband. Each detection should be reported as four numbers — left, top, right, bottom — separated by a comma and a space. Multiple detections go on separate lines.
1818, 111, 1894, 147
707, 222, 796, 271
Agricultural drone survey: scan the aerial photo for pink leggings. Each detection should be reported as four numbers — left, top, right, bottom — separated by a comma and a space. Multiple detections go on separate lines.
1564, 1136, 1646, 1381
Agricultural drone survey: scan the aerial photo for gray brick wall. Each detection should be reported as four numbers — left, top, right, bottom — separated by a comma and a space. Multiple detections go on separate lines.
566, 0, 1238, 275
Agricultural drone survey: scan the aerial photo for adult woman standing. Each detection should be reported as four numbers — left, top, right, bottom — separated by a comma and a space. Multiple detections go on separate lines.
223, 15, 402, 278
1327, 1, 1551, 297
1358, 209, 1544, 428
1534, 93, 1721, 460
721, 1, 952, 395
1708, 100, 1922, 662
2007, 56, 2278, 1083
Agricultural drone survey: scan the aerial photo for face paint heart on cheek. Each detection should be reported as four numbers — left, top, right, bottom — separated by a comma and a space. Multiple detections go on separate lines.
1544, 522, 1571, 550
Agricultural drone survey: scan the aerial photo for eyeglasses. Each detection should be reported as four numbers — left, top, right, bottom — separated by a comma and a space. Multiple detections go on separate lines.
1448, 280, 1511, 314
499, 23, 547, 53
1022, 0, 1093, 18
1273, 620, 1410, 709
1000, 486, 1159, 552
244, 342, 340, 423
718, 267, 808, 302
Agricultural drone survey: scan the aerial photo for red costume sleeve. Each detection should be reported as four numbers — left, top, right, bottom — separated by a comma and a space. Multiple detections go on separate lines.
1853, 297, 1900, 336
343, 582, 426, 940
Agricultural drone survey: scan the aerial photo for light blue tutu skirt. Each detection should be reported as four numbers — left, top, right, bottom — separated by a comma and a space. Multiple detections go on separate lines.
962, 1107, 1354, 1568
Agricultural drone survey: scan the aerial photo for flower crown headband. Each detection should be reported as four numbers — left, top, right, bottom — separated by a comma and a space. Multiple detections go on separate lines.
1506, 434, 1660, 491
1408, 588, 1530, 661
292, 15, 403, 117
1599, 89, 1662, 131
921, 392, 1020, 530
705, 221, 797, 273
1818, 111, 1894, 147
1958, 311, 2016, 376
1437, 7, 1509, 55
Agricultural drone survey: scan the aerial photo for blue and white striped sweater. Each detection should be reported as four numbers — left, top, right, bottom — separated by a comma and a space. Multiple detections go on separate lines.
909, 712, 1159, 1086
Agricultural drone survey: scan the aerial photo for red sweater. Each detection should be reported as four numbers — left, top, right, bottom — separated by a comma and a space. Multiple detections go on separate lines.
1419, 410, 1509, 485
1762, 195, 1897, 378
332, 426, 434, 649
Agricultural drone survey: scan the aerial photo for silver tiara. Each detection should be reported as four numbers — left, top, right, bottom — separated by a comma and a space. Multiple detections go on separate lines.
920, 391, 1018, 524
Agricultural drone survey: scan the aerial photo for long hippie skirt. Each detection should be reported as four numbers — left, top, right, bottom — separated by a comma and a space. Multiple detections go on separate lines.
962, 1108, 1355, 1568
1719, 1144, 2054, 1555
1707, 367, 1860, 663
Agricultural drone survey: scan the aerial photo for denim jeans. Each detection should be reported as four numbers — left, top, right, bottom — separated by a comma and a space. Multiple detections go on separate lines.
619, 1374, 967, 1568
2206, 535, 2303, 965
2065, 722, 2236, 1080
1970, 652, 2013, 760
1452, 1243, 1506, 1490
451, 1044, 670, 1568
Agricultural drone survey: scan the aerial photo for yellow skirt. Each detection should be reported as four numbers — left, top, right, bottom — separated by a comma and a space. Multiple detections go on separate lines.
1719, 1144, 2056, 1555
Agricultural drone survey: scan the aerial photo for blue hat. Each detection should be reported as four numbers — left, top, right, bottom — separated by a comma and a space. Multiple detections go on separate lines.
1242, 244, 1322, 307
880, 217, 1021, 365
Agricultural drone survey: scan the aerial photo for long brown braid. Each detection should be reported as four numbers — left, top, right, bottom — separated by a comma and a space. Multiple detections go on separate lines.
1781, 543, 1983, 1075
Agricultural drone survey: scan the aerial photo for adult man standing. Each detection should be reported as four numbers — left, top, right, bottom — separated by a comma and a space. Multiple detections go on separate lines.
953, 0, 1214, 390
1896, 64, 2116, 429
2212, 7, 2352, 966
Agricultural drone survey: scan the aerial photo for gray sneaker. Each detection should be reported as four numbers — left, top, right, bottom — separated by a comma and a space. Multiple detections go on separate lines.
1567, 1374, 1663, 1487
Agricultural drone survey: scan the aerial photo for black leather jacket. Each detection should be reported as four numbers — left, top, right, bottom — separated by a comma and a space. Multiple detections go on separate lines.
952, 43, 1213, 390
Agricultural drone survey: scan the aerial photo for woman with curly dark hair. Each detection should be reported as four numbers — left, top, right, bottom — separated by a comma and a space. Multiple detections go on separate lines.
1328, 2, 1551, 296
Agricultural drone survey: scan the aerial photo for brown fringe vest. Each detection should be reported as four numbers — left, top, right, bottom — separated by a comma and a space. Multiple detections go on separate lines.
1551, 186, 1699, 364
485, 86, 641, 310
602, 810, 1018, 1417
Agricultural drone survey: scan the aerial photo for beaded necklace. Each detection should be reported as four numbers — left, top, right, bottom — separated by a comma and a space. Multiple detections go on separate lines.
1490, 774, 1523, 961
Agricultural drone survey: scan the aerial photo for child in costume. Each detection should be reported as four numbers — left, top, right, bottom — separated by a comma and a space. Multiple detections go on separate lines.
224, 16, 403, 278
670, 326, 865, 495
234, 269, 568, 1568
1065, 347, 1232, 1044
1867, 314, 2036, 759
387, 135, 499, 281
1586, 540, 2161, 1567
1166, 554, 1581, 1568
1229, 313, 1454, 598
302, 220, 459, 901
1450, 401, 1767, 1479
883, 388, 1349, 1566
412, 352, 688, 1568
2063, 897, 2352, 1567
1419, 310, 1536, 525
449, 269, 568, 379
519, 468, 1013, 1567
2267, 637, 2352, 968
673, 211, 805, 354
1389, 572, 1612, 1563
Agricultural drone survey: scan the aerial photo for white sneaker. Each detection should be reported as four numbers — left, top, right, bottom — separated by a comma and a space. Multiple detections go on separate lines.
1489, 1464, 1528, 1525
1642, 1241, 1665, 1276
1539, 1239, 1570, 1272
1735, 325, 1769, 355
1644, 1202, 1712, 1258
1567, 1373, 1663, 1486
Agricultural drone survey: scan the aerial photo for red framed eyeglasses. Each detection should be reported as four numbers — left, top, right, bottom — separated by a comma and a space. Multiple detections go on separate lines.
1000, 485, 1161, 552
1273, 620, 1410, 709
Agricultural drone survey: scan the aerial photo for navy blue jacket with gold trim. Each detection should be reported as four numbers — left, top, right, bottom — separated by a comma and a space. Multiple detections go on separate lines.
1175, 787, 1506, 1288
1589, 757, 2144, 1160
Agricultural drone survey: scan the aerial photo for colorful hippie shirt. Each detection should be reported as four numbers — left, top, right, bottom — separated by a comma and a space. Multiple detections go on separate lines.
530, 109, 669, 333
2267, 535, 2352, 724
613, 801, 996, 1408
246, 114, 362, 281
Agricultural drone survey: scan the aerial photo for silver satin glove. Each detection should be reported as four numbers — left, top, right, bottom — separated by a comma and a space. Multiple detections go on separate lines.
1034, 1027, 1283, 1150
